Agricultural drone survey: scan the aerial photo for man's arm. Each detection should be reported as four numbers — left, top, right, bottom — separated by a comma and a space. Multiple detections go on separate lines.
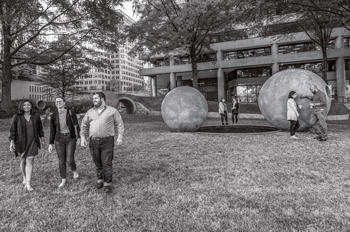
113, 110, 125, 145
315, 92, 327, 107
80, 112, 90, 146
299, 94, 313, 100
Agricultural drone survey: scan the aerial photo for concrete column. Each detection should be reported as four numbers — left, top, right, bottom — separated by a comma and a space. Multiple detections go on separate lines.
336, 57, 346, 102
271, 43, 279, 55
151, 76, 157, 97
176, 76, 182, 87
272, 63, 279, 75
170, 72, 176, 90
217, 50, 223, 61
217, 68, 225, 101
169, 57, 175, 66
335, 35, 344, 49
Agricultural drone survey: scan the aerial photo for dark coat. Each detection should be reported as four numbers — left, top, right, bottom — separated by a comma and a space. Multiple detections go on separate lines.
49, 108, 80, 144
232, 102, 239, 113
9, 113, 44, 154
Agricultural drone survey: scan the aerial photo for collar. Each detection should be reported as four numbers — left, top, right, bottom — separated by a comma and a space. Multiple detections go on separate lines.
94, 102, 107, 111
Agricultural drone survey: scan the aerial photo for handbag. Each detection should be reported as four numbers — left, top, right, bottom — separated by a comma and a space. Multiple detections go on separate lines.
68, 110, 79, 138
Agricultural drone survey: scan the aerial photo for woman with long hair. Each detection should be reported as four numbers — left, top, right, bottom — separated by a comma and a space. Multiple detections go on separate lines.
287, 91, 300, 139
48, 97, 80, 188
9, 99, 45, 191
231, 97, 239, 124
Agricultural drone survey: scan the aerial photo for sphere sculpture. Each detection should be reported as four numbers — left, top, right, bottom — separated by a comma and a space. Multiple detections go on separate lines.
258, 69, 332, 131
161, 86, 208, 132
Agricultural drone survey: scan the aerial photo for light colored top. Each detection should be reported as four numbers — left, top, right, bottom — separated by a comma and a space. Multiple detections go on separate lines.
58, 109, 70, 133
287, 98, 299, 121
218, 102, 227, 114
80, 103, 124, 140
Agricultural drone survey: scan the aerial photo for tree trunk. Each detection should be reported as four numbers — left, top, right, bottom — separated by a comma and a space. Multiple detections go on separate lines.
321, 46, 328, 84
1, 23, 13, 111
191, 60, 199, 89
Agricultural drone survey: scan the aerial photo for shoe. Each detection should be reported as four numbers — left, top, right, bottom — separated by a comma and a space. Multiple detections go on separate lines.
290, 135, 299, 139
97, 182, 104, 189
317, 137, 327, 141
222, 123, 224, 125
314, 135, 322, 139
226, 123, 229, 125
73, 171, 79, 180
104, 186, 112, 193
25, 184, 34, 192
58, 179, 66, 188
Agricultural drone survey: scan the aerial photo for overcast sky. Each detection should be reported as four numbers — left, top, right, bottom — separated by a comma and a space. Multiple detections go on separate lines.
120, 1, 139, 21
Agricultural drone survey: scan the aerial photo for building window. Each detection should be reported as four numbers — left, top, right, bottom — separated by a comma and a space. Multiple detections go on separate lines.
344, 38, 350, 47
236, 85, 262, 103
227, 67, 271, 81
280, 61, 336, 72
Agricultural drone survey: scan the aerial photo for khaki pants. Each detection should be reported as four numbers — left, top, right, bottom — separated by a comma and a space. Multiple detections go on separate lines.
309, 110, 327, 136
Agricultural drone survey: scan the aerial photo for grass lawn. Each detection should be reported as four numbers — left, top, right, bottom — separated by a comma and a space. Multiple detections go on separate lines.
1, 115, 350, 231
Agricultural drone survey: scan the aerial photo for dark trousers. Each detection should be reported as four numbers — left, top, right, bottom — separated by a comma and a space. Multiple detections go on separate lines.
309, 110, 327, 137
55, 133, 77, 179
220, 111, 228, 124
290, 120, 300, 136
89, 136, 114, 184
232, 112, 238, 124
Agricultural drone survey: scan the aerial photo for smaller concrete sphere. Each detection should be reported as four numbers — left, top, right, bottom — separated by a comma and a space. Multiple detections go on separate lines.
161, 86, 208, 132
258, 69, 331, 131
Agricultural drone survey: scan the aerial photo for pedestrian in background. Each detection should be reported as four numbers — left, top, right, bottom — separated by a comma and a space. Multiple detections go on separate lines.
300, 85, 328, 141
9, 99, 45, 192
219, 98, 228, 125
287, 91, 300, 139
231, 97, 239, 124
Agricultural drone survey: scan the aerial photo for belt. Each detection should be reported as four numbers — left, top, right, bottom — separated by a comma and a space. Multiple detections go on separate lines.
60, 132, 70, 135
91, 136, 113, 140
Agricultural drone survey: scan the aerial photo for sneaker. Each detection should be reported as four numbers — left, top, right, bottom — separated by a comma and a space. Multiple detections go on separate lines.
290, 135, 299, 139
73, 171, 79, 180
317, 137, 327, 141
314, 135, 322, 139
97, 182, 104, 189
104, 186, 112, 193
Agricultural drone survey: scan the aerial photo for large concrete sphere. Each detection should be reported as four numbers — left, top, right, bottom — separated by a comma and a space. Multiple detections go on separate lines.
161, 86, 208, 132
258, 69, 331, 131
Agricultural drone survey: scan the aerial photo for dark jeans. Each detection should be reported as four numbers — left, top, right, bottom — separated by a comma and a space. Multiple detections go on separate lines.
232, 111, 238, 124
89, 136, 114, 184
220, 111, 228, 124
309, 110, 327, 137
290, 120, 300, 136
55, 133, 77, 179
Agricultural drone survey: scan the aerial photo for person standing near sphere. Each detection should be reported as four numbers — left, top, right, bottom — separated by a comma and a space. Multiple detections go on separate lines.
48, 97, 80, 188
9, 99, 45, 192
287, 91, 300, 139
231, 97, 239, 124
218, 98, 228, 125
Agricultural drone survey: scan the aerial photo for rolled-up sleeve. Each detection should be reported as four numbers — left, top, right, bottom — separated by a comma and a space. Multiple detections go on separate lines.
80, 112, 90, 139
113, 110, 124, 140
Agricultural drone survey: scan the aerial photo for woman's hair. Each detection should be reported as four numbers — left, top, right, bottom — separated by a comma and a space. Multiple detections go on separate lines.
220, 98, 224, 102
17, 99, 35, 115
288, 91, 296, 99
55, 96, 65, 102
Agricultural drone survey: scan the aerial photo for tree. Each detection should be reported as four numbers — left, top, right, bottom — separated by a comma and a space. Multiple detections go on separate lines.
0, 0, 125, 110
127, 0, 239, 89
246, 0, 342, 83
36, 44, 90, 101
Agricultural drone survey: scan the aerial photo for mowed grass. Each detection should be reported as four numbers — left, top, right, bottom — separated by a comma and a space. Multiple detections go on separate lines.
1, 114, 350, 231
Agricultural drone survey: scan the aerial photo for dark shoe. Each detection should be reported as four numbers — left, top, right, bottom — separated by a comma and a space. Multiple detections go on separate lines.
104, 186, 112, 193
97, 182, 104, 189
314, 135, 322, 139
222, 123, 224, 125
226, 123, 229, 125
317, 137, 327, 141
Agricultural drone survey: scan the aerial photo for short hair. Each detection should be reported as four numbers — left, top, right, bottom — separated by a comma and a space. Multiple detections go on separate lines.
288, 91, 296, 99
17, 99, 35, 115
220, 98, 224, 102
93, 92, 106, 101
